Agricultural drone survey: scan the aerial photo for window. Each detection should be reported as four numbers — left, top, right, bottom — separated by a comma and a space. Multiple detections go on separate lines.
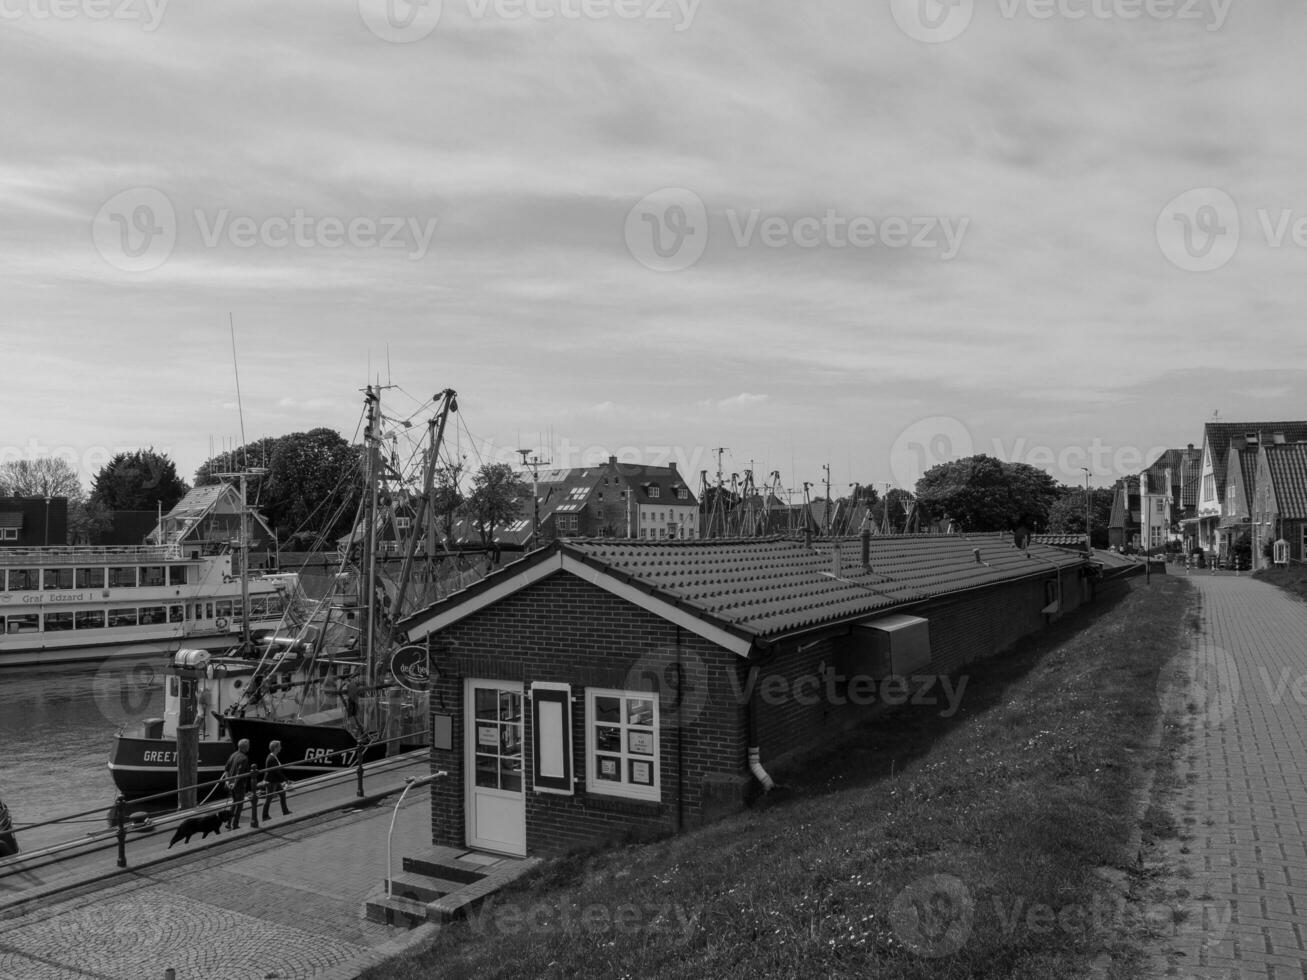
44, 612, 74, 632
0, 528, 16, 541
586, 688, 659, 801
108, 608, 138, 628
6, 614, 38, 634
648, 486, 660, 499
75, 610, 105, 630
139, 606, 167, 625
531, 682, 573, 795
108, 567, 137, 588
76, 567, 106, 589
676, 487, 688, 500
395, 516, 412, 530
168, 605, 184, 624
140, 566, 165, 587
6, 568, 38, 591
43, 568, 75, 590
215, 600, 233, 619
168, 566, 188, 586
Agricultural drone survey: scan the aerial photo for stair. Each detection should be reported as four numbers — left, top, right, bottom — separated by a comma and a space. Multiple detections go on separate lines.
363, 847, 541, 929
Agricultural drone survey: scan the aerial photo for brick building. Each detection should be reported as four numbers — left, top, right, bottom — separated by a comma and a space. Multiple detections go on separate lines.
399, 533, 1087, 858
0, 497, 68, 547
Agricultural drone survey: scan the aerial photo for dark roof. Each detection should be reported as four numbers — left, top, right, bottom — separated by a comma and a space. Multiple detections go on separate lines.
631, 466, 696, 506
0, 512, 22, 529
1203, 422, 1307, 498
401, 534, 1085, 645
1265, 444, 1307, 519
1032, 534, 1087, 548
1236, 449, 1260, 515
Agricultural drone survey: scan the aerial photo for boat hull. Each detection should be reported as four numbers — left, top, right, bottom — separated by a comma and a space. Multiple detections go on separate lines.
223, 716, 391, 777
108, 733, 233, 804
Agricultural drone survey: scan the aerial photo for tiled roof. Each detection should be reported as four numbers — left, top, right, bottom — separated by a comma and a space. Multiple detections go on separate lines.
0, 512, 22, 529
1265, 444, 1307, 519
1236, 449, 1260, 515
405, 534, 1085, 644
1032, 534, 1087, 548
1204, 422, 1307, 497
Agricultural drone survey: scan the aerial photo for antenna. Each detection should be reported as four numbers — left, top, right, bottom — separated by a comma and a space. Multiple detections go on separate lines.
230, 315, 247, 467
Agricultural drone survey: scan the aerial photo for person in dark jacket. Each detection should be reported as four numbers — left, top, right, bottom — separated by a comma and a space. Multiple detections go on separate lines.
261, 740, 291, 820
223, 739, 253, 829
0, 795, 18, 858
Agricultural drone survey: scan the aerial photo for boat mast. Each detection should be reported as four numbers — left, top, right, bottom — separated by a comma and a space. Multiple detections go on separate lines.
362, 385, 381, 690
393, 389, 456, 627
214, 465, 266, 654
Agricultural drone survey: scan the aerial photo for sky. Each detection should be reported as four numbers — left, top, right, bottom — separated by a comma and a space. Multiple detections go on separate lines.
3, 0, 1306, 502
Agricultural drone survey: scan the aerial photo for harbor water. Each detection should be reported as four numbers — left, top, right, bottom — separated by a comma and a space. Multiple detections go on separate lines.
0, 656, 166, 854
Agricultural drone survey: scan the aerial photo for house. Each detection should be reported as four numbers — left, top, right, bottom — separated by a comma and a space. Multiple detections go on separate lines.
1109, 446, 1201, 551
1190, 422, 1307, 557
398, 533, 1088, 858
148, 484, 276, 560
1251, 442, 1307, 566
524, 457, 698, 542
0, 497, 68, 547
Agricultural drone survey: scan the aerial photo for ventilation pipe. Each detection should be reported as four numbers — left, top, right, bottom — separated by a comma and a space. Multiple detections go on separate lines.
803, 527, 813, 549
745, 664, 774, 792
861, 528, 871, 570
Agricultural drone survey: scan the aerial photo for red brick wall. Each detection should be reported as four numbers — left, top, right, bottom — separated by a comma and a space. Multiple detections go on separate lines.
426, 572, 747, 857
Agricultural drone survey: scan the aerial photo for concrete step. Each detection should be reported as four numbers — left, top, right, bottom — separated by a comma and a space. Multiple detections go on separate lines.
385, 871, 463, 904
363, 890, 428, 929
403, 855, 487, 885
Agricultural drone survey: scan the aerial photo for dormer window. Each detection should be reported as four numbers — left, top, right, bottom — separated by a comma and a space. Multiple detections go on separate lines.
648, 486, 660, 499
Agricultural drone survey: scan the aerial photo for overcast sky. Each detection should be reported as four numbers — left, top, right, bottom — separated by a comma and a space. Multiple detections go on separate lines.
3, 0, 1305, 500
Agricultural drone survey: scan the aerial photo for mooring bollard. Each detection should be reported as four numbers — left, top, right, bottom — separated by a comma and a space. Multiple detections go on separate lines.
115, 796, 127, 869
164, 969, 176, 980
356, 747, 365, 798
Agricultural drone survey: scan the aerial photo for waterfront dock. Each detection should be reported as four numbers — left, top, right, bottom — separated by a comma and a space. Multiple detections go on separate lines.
0, 752, 448, 979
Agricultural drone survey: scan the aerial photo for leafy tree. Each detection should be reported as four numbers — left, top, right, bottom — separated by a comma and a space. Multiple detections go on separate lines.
67, 497, 113, 544
465, 462, 528, 545
914, 455, 1061, 532
1046, 487, 1115, 548
91, 449, 189, 512
0, 457, 82, 498
870, 488, 914, 533
430, 465, 464, 545
194, 437, 281, 487
265, 429, 364, 547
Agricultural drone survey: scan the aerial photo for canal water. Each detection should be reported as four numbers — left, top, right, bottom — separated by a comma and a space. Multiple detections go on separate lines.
1, 657, 165, 854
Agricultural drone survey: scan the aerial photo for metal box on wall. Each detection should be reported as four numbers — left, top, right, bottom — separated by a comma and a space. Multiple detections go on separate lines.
843, 614, 932, 677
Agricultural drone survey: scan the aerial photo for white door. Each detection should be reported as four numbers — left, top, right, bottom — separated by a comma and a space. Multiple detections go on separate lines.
465, 679, 526, 856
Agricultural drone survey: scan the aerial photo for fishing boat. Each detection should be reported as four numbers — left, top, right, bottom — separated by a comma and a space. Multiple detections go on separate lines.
222, 386, 454, 778
0, 489, 297, 669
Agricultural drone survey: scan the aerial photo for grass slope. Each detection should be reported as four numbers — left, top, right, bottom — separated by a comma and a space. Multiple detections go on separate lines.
369, 576, 1191, 980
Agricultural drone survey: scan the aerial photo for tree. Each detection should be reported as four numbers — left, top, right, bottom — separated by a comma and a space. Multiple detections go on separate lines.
430, 465, 464, 546
0, 457, 82, 498
1046, 487, 1115, 548
870, 487, 914, 533
194, 437, 281, 487
91, 449, 189, 512
465, 462, 528, 546
67, 496, 113, 545
265, 429, 364, 547
914, 455, 1061, 532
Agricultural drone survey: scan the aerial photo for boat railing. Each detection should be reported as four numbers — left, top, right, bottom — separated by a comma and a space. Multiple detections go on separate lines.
0, 544, 185, 565
0, 728, 429, 878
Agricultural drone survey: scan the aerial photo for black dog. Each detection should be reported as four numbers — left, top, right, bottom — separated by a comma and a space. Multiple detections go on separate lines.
167, 808, 229, 848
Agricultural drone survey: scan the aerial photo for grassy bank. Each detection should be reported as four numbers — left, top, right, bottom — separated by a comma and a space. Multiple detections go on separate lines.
367, 576, 1192, 980
1252, 565, 1307, 603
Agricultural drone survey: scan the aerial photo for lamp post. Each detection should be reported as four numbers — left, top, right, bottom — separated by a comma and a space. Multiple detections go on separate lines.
43, 496, 51, 547
387, 772, 444, 898
1079, 468, 1091, 552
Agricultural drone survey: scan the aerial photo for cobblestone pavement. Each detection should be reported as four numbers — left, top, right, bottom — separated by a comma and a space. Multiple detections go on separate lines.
1144, 573, 1307, 978
0, 789, 433, 980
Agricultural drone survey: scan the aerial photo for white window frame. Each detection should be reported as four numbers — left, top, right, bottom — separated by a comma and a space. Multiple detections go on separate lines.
0, 528, 16, 541
585, 687, 660, 802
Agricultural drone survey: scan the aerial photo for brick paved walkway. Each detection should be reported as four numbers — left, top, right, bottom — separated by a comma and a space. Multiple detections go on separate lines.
0, 791, 435, 980
1144, 573, 1307, 978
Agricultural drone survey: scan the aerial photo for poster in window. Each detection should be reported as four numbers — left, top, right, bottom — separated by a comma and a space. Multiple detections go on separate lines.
597, 755, 620, 781
628, 730, 654, 755
477, 724, 499, 748
630, 760, 653, 786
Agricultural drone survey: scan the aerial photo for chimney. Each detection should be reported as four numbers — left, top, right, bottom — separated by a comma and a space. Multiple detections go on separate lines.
669, 461, 677, 473
609, 455, 618, 467
831, 547, 842, 577
860, 527, 871, 570
973, 548, 982, 564
803, 527, 812, 550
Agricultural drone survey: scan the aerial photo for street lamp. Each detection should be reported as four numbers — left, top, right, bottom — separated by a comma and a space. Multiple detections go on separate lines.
1079, 468, 1091, 552
387, 772, 445, 898
43, 496, 51, 547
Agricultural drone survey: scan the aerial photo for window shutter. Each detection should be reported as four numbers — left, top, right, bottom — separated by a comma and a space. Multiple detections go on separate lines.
531, 682, 573, 795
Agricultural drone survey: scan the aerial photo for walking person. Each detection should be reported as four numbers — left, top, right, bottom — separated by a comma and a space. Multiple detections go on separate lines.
261, 740, 291, 821
0, 793, 18, 858
223, 738, 253, 829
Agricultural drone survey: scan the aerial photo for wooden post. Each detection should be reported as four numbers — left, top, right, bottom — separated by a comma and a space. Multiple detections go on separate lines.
176, 724, 199, 811
115, 796, 128, 868
386, 688, 402, 757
